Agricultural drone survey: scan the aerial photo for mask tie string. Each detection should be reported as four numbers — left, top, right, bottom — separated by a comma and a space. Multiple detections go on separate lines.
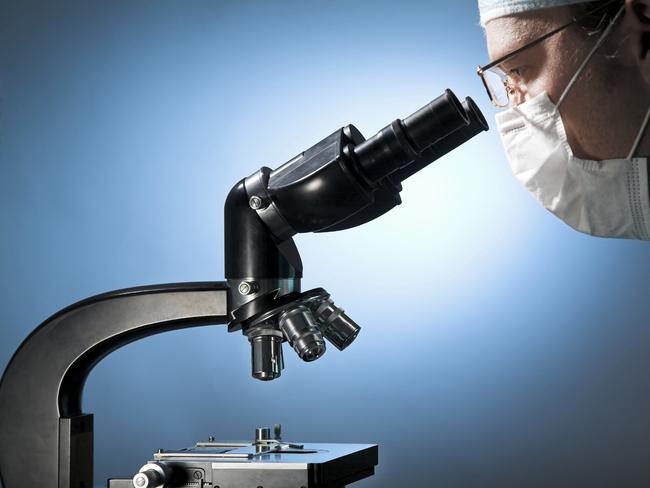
627, 104, 650, 160
554, 4, 626, 113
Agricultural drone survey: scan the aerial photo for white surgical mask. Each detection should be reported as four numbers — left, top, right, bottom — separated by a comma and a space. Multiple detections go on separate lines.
495, 6, 650, 240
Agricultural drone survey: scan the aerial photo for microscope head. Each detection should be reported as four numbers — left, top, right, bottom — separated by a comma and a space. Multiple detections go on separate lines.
224, 89, 488, 380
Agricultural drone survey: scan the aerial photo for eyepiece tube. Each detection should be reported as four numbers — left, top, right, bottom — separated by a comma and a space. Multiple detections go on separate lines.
401, 89, 469, 151
394, 97, 489, 182
352, 89, 469, 183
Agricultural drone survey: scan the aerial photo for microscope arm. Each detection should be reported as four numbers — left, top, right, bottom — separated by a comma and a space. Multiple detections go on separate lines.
0, 282, 229, 488
0, 88, 488, 488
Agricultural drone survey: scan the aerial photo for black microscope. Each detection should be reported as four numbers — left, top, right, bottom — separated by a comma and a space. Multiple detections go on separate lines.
0, 89, 487, 488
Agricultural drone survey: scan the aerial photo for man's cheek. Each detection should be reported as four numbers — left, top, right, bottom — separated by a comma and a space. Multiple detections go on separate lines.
557, 93, 591, 158
560, 91, 609, 160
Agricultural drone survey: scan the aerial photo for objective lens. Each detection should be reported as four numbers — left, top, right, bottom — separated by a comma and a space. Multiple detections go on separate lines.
249, 331, 284, 381
278, 305, 326, 362
312, 298, 360, 350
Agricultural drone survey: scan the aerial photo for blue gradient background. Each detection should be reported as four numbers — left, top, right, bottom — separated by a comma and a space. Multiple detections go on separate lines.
1, 1, 649, 487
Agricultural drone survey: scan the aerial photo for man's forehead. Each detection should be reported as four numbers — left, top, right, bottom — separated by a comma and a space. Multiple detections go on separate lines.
484, 7, 572, 62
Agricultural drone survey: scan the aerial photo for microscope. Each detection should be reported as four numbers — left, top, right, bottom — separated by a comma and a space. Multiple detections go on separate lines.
0, 89, 487, 488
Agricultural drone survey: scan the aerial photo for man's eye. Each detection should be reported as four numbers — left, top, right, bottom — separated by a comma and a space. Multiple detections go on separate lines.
508, 67, 526, 78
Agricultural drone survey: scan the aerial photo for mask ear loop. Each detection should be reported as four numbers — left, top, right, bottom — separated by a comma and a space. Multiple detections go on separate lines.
627, 104, 650, 160
554, 4, 626, 112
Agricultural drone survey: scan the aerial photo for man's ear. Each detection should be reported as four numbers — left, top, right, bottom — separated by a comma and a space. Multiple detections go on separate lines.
625, 0, 650, 84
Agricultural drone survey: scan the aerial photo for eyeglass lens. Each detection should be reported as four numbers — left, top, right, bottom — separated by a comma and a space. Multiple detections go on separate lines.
482, 68, 511, 108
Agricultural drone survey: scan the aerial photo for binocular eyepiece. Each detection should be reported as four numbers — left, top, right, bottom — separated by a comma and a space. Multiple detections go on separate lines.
352, 89, 488, 185
247, 292, 360, 381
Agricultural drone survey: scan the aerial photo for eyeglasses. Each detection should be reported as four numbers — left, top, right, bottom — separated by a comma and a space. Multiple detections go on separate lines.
476, 0, 620, 108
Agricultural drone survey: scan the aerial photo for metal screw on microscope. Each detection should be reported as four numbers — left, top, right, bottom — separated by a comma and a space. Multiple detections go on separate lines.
249, 195, 265, 210
133, 474, 147, 487
238, 281, 258, 295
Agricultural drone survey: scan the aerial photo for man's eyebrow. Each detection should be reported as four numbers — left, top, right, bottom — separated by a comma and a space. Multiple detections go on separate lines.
495, 50, 525, 67
488, 31, 545, 67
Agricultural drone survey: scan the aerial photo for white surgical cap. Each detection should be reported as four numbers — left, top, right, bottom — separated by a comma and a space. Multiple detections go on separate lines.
478, 0, 586, 26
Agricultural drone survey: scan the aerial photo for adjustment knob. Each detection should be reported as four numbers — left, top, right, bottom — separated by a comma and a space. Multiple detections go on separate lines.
132, 463, 169, 488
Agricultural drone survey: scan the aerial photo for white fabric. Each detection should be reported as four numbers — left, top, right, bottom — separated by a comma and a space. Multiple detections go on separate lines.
478, 0, 586, 26
495, 92, 650, 240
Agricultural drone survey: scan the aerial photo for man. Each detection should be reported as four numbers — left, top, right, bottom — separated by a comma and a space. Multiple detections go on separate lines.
477, 0, 650, 239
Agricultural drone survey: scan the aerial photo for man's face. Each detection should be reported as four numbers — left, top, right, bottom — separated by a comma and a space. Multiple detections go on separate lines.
484, 5, 650, 160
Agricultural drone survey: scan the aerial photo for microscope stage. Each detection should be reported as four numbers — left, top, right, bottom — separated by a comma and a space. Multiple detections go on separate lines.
109, 441, 377, 488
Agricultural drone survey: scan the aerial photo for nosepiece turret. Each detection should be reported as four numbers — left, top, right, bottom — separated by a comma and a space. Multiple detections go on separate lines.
243, 288, 360, 381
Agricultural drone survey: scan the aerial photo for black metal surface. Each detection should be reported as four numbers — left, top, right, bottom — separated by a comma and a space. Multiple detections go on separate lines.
307, 444, 378, 487
59, 415, 93, 488
0, 282, 229, 488
266, 127, 374, 234
314, 178, 402, 233
224, 178, 303, 279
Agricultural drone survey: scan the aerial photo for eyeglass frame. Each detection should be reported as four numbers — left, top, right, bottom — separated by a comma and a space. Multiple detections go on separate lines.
476, 0, 620, 108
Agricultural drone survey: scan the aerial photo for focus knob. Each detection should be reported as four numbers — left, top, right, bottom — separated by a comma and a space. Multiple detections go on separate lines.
132, 463, 169, 488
